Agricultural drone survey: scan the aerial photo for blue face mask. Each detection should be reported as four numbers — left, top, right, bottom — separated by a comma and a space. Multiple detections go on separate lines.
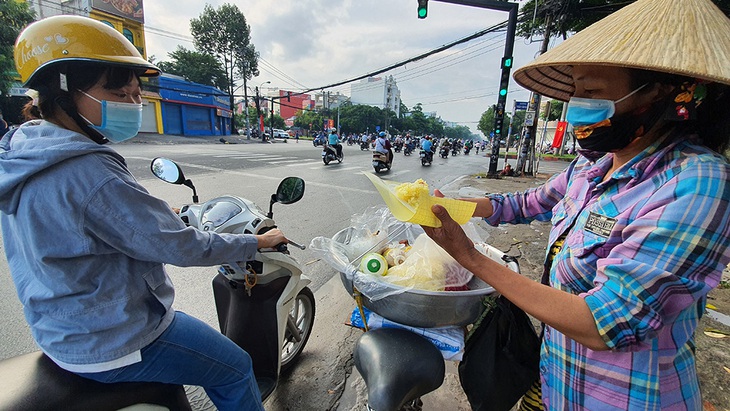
566, 84, 648, 126
79, 90, 143, 143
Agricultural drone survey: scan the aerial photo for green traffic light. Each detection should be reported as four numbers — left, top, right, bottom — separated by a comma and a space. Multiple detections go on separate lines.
418, 7, 427, 18
500, 89, 507, 96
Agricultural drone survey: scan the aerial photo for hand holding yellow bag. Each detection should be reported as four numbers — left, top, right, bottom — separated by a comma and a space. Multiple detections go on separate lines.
363, 173, 476, 228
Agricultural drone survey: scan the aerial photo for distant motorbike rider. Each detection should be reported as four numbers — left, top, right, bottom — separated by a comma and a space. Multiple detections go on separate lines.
421, 136, 434, 162
375, 131, 392, 164
328, 128, 342, 158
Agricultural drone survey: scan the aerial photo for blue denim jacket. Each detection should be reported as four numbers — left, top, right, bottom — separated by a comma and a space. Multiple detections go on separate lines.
0, 122, 258, 366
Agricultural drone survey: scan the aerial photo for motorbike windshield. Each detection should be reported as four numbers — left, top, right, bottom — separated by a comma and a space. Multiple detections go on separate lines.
201, 201, 242, 227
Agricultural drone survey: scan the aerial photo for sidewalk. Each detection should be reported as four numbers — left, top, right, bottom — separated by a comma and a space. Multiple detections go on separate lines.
130, 132, 293, 145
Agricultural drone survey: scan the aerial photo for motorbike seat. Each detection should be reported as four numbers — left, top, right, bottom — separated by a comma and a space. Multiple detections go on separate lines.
354, 328, 444, 411
0, 351, 191, 411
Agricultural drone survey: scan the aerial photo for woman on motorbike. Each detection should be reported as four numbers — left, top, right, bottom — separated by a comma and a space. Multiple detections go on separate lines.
375, 131, 393, 165
0, 16, 287, 411
425, 0, 730, 408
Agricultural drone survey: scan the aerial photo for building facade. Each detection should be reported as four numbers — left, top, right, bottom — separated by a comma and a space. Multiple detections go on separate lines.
12, 0, 232, 136
156, 74, 232, 136
350, 76, 401, 116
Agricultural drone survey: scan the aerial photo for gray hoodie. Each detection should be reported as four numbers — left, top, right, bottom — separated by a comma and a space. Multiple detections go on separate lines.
0, 121, 258, 367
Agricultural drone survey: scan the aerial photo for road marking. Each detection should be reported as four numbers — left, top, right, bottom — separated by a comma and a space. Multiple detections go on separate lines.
127, 155, 375, 194
248, 157, 292, 162
286, 161, 322, 167
268, 159, 308, 164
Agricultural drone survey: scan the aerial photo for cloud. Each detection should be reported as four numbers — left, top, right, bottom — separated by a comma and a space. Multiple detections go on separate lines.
144, 0, 543, 132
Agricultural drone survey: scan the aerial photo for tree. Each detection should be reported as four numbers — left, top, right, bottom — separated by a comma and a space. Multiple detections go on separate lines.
444, 125, 473, 141
0, 1, 35, 95
517, 0, 730, 40
540, 100, 564, 121
190, 3, 259, 112
156, 46, 228, 91
477, 106, 511, 138
293, 109, 324, 135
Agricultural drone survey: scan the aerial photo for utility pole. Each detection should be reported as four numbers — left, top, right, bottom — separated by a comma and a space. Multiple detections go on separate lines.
431, 0, 518, 177
255, 86, 263, 141
516, 13, 552, 176
243, 76, 250, 139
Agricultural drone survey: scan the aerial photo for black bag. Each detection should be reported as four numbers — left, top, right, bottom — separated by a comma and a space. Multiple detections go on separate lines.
458, 295, 541, 411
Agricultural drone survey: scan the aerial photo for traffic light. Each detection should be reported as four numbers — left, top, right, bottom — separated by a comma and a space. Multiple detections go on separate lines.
498, 56, 513, 97
494, 105, 504, 136
417, 0, 428, 19
501, 56, 512, 69
498, 68, 510, 97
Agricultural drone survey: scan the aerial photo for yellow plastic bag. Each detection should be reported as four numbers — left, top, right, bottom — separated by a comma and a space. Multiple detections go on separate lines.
363, 173, 476, 228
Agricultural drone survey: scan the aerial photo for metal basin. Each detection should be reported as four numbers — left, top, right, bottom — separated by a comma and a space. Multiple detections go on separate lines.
333, 227, 519, 328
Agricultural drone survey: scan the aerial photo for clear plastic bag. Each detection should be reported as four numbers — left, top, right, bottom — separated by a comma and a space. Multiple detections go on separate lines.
310, 206, 486, 301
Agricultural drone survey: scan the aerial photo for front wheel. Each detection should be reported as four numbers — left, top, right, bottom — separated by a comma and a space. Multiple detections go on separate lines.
280, 287, 316, 372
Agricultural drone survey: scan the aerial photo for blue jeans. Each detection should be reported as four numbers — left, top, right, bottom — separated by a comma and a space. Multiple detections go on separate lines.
77, 311, 264, 411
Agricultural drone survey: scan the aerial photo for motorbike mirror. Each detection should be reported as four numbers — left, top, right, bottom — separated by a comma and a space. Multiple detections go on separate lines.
275, 177, 305, 204
150, 157, 199, 203
267, 177, 305, 219
151, 157, 184, 184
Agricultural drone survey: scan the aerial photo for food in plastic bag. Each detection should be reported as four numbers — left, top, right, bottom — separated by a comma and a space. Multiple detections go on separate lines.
383, 243, 409, 267
379, 233, 472, 292
394, 178, 430, 207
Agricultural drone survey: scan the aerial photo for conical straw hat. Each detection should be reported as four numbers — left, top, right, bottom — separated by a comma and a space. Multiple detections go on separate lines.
513, 0, 730, 101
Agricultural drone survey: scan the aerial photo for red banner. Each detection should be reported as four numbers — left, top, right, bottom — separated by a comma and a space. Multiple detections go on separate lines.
552, 121, 568, 148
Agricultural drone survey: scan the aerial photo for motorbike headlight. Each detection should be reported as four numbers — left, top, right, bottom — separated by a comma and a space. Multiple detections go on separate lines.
201, 201, 242, 227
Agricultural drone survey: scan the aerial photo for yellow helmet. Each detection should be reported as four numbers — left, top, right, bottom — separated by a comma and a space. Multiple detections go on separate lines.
15, 15, 159, 88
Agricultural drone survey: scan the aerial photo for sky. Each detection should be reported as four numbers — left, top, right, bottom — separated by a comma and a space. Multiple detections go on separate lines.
143, 0, 548, 134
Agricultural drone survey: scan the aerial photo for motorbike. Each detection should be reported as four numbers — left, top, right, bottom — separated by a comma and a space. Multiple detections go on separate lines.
451, 147, 460, 156
420, 150, 433, 166
322, 144, 344, 165
393, 141, 403, 153
372, 151, 392, 173
330, 226, 521, 411
464, 146, 471, 155
439, 146, 449, 159
0, 158, 316, 410
403, 143, 414, 156
360, 140, 370, 151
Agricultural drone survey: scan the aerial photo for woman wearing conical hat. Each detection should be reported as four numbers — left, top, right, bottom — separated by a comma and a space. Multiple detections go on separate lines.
425, 0, 730, 409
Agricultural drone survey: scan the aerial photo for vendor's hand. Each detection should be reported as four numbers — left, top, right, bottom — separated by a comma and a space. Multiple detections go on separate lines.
256, 229, 288, 249
422, 205, 480, 268
433, 189, 493, 218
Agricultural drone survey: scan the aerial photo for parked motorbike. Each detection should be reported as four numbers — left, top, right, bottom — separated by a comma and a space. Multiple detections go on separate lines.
360, 140, 370, 151
439, 146, 449, 159
373, 151, 392, 173
322, 144, 344, 165
420, 150, 433, 166
0, 158, 316, 410
330, 226, 521, 411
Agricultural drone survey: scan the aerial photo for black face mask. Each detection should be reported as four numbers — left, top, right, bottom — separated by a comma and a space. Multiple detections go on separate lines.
573, 97, 668, 153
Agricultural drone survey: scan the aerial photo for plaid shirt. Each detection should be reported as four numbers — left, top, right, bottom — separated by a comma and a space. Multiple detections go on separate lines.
486, 132, 730, 410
